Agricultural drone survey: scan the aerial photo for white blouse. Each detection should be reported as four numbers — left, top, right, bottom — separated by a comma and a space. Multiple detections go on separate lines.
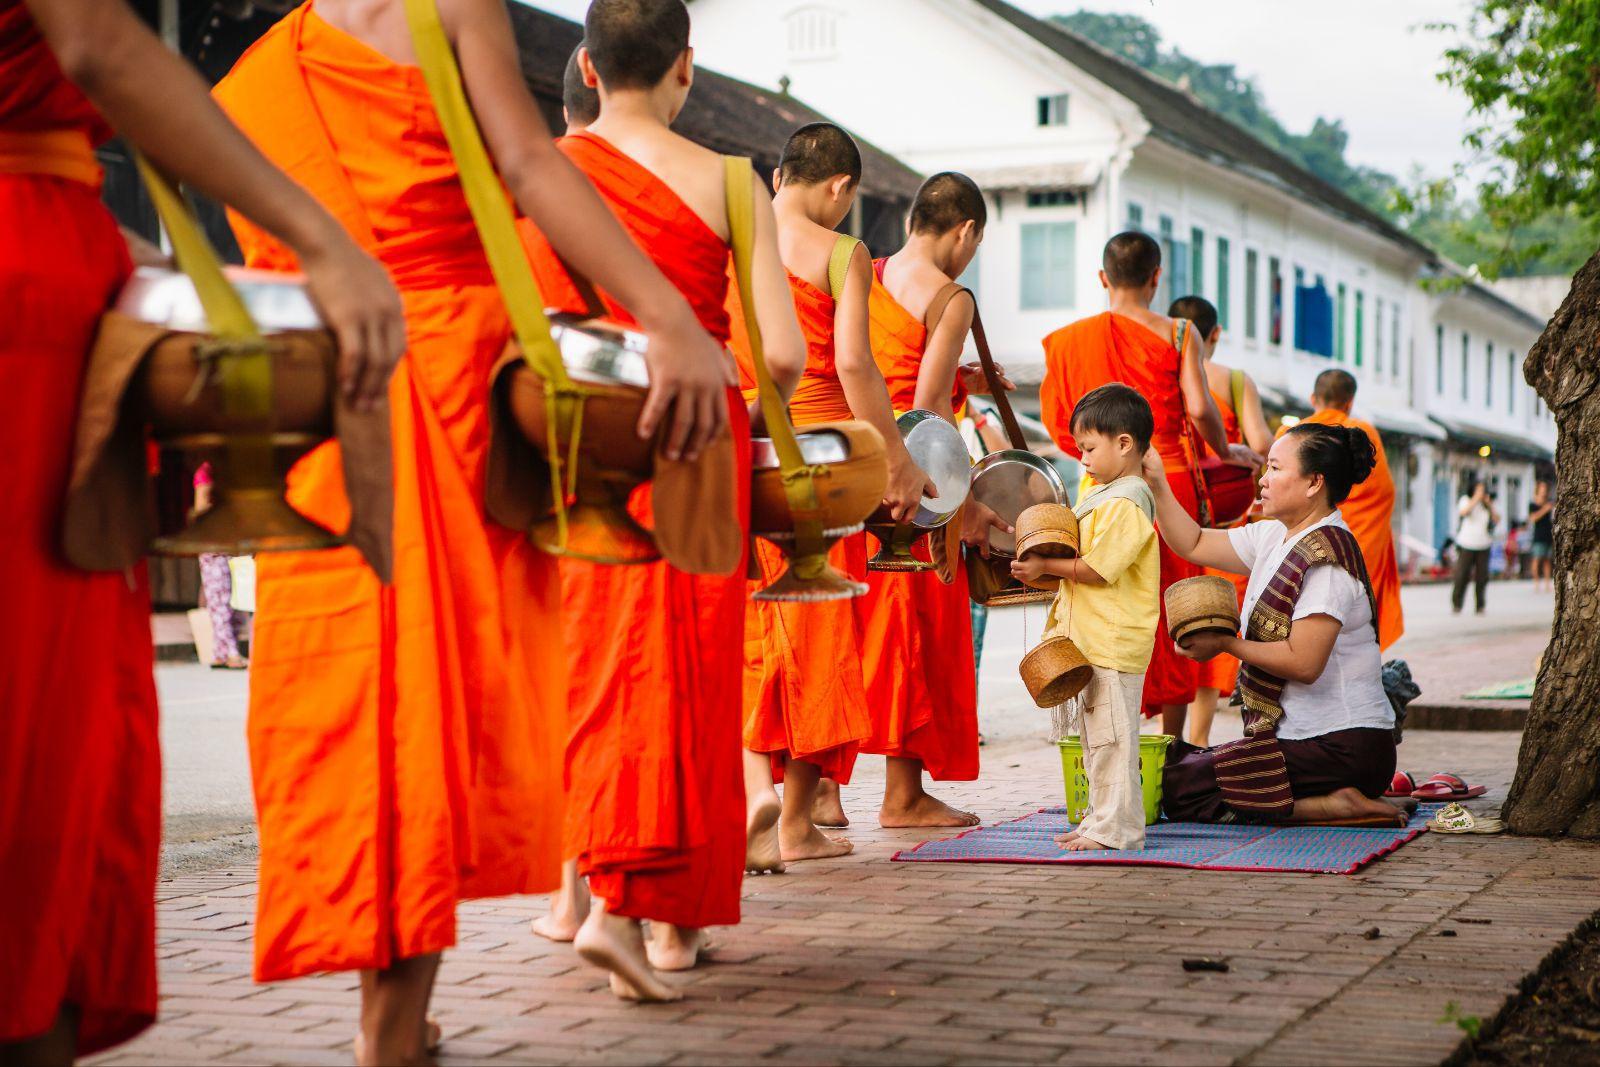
1227, 512, 1395, 742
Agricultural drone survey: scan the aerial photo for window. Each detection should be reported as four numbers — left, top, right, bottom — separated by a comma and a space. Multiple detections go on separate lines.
1374, 297, 1385, 374
1435, 324, 1444, 395
1190, 227, 1205, 296
1508, 353, 1517, 414
1461, 332, 1470, 401
1026, 190, 1077, 208
1158, 215, 1175, 306
1244, 248, 1259, 341
1126, 202, 1144, 230
1020, 221, 1076, 310
785, 5, 840, 61
1216, 237, 1231, 329
1486, 342, 1495, 408
1336, 283, 1347, 361
1391, 304, 1401, 380
1269, 256, 1283, 345
1037, 93, 1069, 127
1354, 291, 1365, 368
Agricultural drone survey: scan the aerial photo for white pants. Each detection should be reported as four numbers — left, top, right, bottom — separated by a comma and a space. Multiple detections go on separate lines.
1073, 666, 1147, 850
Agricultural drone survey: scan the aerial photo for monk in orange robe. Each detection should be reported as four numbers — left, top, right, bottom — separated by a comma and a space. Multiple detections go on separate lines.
216, 0, 732, 1053
1287, 369, 1405, 650
733, 122, 936, 866
1169, 296, 1274, 746
859, 172, 998, 828
1, 1, 404, 1059
518, 0, 805, 1001
1041, 232, 1258, 739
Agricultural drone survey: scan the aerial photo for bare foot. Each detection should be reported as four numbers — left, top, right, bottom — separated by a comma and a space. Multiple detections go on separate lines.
645, 923, 711, 972
1289, 787, 1408, 827
811, 778, 849, 827
745, 792, 785, 874
531, 860, 589, 943
1064, 836, 1113, 852
779, 820, 854, 862
574, 908, 682, 1003
354, 1019, 441, 1065
880, 792, 981, 829
1053, 829, 1082, 847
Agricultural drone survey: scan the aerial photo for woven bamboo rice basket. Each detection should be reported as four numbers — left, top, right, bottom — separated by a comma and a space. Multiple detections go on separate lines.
1020, 635, 1094, 708
1013, 503, 1079, 591
1165, 574, 1241, 646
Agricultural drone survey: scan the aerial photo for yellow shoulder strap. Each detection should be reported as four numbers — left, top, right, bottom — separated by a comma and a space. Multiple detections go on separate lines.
400, 0, 569, 390
827, 234, 861, 303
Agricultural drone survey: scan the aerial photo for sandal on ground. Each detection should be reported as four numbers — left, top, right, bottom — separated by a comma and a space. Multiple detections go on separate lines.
1411, 773, 1487, 801
1385, 771, 1417, 798
1428, 802, 1505, 835
210, 657, 248, 671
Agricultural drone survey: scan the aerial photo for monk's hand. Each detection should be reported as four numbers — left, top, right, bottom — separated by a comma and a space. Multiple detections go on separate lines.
883, 451, 935, 523
639, 309, 733, 461
1226, 443, 1264, 469
961, 500, 1012, 558
300, 238, 406, 412
1010, 556, 1047, 584
958, 361, 1015, 396
1175, 631, 1231, 662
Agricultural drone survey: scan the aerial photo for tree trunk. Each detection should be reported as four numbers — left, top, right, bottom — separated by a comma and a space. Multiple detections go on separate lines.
1504, 248, 1600, 837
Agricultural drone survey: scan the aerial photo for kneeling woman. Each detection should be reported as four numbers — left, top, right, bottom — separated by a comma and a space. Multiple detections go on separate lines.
1148, 424, 1404, 827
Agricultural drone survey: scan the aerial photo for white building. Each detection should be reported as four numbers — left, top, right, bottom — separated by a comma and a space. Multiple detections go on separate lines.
687, 0, 1555, 562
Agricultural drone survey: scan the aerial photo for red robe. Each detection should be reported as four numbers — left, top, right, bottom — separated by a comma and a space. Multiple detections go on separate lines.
0, 1, 160, 1052
734, 272, 873, 782
214, 5, 565, 980
1041, 312, 1201, 713
520, 131, 748, 928
856, 261, 979, 781
1196, 382, 1250, 695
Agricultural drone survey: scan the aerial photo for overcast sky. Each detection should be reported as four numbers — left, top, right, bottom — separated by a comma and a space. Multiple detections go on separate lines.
530, 0, 1479, 180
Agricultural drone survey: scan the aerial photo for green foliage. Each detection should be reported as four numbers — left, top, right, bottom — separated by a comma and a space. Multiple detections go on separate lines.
1438, 0, 1600, 277
1440, 1000, 1484, 1040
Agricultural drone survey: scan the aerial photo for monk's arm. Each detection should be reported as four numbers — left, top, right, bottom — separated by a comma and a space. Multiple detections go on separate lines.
1238, 374, 1275, 456
747, 176, 805, 401
447, 0, 730, 458
1179, 326, 1229, 457
914, 292, 973, 423
1141, 448, 1247, 573
28, 0, 405, 407
1203, 615, 1340, 685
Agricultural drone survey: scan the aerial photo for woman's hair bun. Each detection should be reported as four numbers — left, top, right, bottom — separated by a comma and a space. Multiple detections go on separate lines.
1343, 425, 1377, 485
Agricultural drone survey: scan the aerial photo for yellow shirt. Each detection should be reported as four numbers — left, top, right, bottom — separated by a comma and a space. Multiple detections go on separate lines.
1042, 495, 1160, 675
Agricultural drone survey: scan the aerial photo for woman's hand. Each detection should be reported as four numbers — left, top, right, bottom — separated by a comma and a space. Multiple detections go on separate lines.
1174, 631, 1232, 662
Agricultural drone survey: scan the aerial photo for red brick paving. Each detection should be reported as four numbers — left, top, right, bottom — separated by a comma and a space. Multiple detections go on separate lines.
89, 731, 1600, 1067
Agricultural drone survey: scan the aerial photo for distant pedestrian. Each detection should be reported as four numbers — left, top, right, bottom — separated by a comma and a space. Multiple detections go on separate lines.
1528, 480, 1554, 593
193, 465, 248, 670
1451, 478, 1498, 614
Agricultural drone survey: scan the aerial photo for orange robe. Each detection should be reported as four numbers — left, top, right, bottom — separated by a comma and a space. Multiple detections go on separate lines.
519, 131, 748, 928
1041, 312, 1201, 713
734, 272, 873, 782
856, 261, 979, 781
0, 3, 159, 1052
1197, 383, 1250, 695
213, 6, 565, 981
1288, 409, 1405, 650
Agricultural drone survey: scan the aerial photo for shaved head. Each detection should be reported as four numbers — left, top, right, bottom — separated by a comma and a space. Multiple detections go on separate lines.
583, 0, 691, 91
779, 122, 862, 186
1314, 368, 1358, 407
1102, 231, 1162, 288
909, 172, 986, 236
563, 45, 600, 127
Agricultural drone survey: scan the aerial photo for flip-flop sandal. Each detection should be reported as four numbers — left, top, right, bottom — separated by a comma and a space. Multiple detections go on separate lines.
1385, 771, 1417, 798
1428, 802, 1505, 834
1411, 773, 1488, 801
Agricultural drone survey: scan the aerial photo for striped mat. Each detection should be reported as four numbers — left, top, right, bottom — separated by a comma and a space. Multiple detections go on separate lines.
892, 806, 1435, 875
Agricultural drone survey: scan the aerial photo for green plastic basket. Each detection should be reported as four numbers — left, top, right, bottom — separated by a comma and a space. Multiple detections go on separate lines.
1057, 733, 1175, 826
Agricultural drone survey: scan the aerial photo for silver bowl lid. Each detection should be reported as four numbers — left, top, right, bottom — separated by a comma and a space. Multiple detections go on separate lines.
114, 266, 323, 332
968, 448, 1066, 556
751, 428, 852, 469
899, 409, 970, 528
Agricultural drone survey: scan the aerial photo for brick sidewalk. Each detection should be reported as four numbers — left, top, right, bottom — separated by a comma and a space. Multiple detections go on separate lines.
88, 729, 1600, 1067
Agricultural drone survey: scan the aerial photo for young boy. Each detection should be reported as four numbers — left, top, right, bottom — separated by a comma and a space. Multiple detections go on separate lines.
1012, 383, 1161, 851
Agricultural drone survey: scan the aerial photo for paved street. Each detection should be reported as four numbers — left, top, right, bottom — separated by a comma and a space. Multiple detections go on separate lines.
106, 579, 1595, 1066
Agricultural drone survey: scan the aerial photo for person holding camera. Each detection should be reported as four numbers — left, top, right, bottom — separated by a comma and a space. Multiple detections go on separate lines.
1452, 477, 1499, 614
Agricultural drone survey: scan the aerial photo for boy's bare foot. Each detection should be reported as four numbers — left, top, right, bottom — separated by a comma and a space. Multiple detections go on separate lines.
645, 923, 711, 972
745, 792, 785, 874
811, 778, 848, 827
779, 820, 854, 862
880, 792, 980, 828
574, 908, 682, 1003
1064, 836, 1113, 852
1053, 828, 1082, 847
